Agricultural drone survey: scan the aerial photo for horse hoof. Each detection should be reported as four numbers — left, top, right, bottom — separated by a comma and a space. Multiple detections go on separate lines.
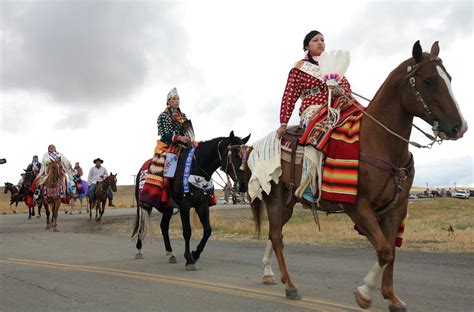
285, 288, 301, 300
389, 305, 408, 312
45, 226, 50, 230
53, 228, 59, 232
354, 291, 372, 309
36, 215, 41, 218
135, 252, 144, 260
168, 255, 177, 263
263, 275, 277, 285
185, 264, 197, 271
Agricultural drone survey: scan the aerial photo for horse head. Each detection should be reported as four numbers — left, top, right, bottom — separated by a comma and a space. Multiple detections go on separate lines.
399, 41, 468, 140
23, 170, 35, 188
107, 173, 118, 192
218, 131, 251, 192
4, 182, 13, 193
46, 161, 62, 185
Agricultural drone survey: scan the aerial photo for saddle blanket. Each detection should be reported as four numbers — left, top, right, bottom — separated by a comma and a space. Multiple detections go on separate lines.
138, 158, 170, 211
320, 114, 363, 203
299, 98, 365, 203
247, 131, 282, 202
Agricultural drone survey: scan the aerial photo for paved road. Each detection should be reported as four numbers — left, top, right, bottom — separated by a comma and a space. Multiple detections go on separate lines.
1, 208, 473, 312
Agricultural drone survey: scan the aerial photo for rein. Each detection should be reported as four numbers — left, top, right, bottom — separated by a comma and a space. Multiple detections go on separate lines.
192, 141, 244, 190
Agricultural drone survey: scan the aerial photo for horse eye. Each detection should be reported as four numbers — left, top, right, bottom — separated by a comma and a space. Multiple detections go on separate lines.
423, 78, 434, 86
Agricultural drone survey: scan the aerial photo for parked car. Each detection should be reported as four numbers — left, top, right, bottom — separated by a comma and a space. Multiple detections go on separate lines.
452, 189, 470, 199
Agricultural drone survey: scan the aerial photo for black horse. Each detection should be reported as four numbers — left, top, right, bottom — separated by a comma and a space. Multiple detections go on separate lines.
132, 131, 250, 270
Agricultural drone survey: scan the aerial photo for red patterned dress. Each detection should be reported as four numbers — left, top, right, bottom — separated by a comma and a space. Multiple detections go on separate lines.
279, 60, 352, 125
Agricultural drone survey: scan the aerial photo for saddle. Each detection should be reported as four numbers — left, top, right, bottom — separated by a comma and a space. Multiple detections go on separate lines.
281, 126, 305, 204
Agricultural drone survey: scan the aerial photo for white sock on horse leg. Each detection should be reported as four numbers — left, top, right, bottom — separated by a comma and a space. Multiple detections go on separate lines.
357, 261, 388, 300
262, 240, 274, 276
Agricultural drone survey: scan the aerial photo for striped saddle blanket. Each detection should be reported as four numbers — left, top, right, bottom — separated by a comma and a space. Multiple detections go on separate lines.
300, 98, 365, 203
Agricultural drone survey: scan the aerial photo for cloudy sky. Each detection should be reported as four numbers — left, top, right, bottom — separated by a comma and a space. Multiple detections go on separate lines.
1, 0, 472, 188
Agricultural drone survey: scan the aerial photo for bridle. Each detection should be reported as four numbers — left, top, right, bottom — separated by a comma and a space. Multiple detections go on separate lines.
343, 57, 445, 149
217, 140, 244, 187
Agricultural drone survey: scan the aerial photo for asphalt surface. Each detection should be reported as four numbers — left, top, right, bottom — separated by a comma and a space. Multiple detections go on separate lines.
1, 207, 473, 312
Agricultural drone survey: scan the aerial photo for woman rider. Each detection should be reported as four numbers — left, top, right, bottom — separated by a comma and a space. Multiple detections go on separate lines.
140, 87, 193, 209
276, 30, 354, 203
35, 144, 74, 202
276, 30, 353, 139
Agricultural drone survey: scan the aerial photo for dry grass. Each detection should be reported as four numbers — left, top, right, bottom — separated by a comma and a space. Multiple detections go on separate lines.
205, 199, 473, 253
1, 186, 472, 253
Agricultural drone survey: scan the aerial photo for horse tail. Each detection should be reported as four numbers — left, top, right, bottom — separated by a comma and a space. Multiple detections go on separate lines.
251, 198, 263, 239
131, 167, 153, 243
243, 148, 263, 238
131, 169, 142, 239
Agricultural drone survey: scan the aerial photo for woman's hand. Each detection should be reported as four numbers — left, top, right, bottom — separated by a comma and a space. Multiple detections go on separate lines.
276, 124, 287, 139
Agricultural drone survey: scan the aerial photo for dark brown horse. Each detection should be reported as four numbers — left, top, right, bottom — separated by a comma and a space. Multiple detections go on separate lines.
89, 173, 117, 222
248, 41, 467, 311
42, 161, 64, 231
4, 182, 23, 213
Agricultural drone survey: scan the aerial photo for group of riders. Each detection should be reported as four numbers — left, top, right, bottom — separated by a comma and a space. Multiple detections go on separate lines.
11, 29, 353, 213
138, 30, 355, 208
14, 147, 115, 210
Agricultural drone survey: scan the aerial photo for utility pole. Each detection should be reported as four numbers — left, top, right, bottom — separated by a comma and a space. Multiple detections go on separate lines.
131, 174, 137, 208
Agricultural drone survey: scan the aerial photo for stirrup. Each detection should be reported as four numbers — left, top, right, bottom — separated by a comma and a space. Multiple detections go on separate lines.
303, 192, 317, 203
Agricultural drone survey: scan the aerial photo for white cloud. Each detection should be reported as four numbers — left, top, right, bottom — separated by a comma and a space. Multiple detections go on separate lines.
1, 0, 472, 188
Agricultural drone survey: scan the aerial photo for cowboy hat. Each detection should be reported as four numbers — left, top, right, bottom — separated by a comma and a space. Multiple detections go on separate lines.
93, 158, 104, 164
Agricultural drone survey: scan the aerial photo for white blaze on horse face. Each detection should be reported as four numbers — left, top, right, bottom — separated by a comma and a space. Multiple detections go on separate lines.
436, 65, 468, 137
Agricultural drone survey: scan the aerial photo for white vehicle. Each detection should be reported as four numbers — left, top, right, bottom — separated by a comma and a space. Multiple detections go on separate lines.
452, 189, 470, 199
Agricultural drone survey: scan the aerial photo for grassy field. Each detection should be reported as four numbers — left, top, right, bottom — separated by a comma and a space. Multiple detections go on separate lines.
1, 186, 472, 253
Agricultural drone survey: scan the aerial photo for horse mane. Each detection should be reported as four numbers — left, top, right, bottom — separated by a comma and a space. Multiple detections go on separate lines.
193, 136, 228, 161
367, 56, 419, 109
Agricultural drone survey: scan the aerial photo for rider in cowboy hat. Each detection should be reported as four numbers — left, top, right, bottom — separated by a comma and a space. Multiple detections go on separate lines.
87, 158, 115, 207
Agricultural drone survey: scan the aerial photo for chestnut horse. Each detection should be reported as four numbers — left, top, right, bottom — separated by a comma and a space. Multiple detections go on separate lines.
248, 41, 467, 311
42, 161, 64, 231
89, 173, 117, 222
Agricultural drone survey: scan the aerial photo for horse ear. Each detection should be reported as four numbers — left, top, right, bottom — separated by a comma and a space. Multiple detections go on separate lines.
412, 40, 423, 63
242, 133, 251, 144
430, 41, 440, 57
229, 131, 235, 140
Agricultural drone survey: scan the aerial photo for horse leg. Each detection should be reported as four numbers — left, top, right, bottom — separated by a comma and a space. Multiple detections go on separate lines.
266, 183, 300, 300
345, 203, 394, 309
178, 205, 195, 270
96, 200, 105, 222
44, 203, 51, 230
95, 200, 100, 222
191, 203, 212, 263
380, 201, 409, 311
37, 201, 42, 218
89, 199, 93, 220
262, 240, 277, 285
53, 201, 60, 232
160, 211, 176, 263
